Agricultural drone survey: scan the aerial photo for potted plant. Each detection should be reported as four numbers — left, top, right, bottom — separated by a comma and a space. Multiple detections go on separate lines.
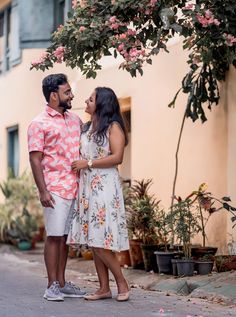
215, 255, 236, 272
0, 203, 17, 244
126, 179, 165, 272
7, 208, 38, 250
154, 209, 178, 275
124, 179, 145, 269
187, 183, 236, 274
0, 172, 44, 248
166, 196, 202, 276
167, 184, 236, 275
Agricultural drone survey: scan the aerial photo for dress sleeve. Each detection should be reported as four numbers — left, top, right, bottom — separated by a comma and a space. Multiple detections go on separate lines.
27, 121, 44, 153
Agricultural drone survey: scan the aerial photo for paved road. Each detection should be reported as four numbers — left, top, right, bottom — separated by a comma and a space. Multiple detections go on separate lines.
0, 253, 235, 317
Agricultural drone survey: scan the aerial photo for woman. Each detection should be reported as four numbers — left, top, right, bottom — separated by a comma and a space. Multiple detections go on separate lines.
67, 87, 130, 301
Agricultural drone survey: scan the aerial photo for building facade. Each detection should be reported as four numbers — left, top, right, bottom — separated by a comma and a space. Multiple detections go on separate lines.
0, 0, 236, 253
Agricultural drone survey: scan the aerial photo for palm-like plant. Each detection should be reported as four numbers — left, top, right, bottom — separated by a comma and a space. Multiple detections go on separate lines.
125, 179, 166, 245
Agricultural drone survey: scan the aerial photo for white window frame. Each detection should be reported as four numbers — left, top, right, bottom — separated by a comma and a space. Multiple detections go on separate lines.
0, 5, 11, 74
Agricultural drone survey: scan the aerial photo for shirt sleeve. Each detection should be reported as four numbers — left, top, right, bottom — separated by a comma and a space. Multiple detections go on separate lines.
27, 121, 44, 153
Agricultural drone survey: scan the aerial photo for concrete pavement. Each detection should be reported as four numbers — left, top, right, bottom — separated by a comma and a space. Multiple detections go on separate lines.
0, 243, 236, 317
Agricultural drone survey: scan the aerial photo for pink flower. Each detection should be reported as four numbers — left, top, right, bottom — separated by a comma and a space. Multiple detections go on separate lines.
118, 43, 125, 52
145, 9, 151, 15
150, 0, 158, 6
205, 9, 213, 19
72, 0, 77, 9
159, 308, 165, 313
31, 51, 49, 66
224, 33, 236, 46
141, 49, 146, 56
129, 48, 139, 58
31, 60, 42, 67
110, 23, 119, 30
79, 26, 86, 32
123, 51, 129, 59
183, 4, 194, 10
196, 10, 221, 27
53, 46, 65, 63
213, 19, 220, 26
119, 33, 127, 39
40, 52, 49, 60
127, 29, 136, 36
57, 24, 63, 32
196, 14, 209, 27
109, 16, 117, 23
79, 0, 87, 8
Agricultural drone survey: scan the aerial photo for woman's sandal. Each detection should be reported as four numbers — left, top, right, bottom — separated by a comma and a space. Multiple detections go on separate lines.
84, 290, 112, 301
116, 281, 130, 302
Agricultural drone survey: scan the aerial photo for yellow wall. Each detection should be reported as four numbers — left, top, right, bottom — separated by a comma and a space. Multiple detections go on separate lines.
0, 41, 234, 253
226, 67, 236, 247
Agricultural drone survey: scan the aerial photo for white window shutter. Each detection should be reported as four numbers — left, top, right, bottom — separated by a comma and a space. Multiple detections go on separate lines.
10, 0, 21, 67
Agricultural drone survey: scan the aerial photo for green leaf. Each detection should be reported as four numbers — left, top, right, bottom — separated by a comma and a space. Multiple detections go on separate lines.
231, 216, 236, 222
171, 23, 182, 33
223, 203, 230, 211
222, 196, 231, 202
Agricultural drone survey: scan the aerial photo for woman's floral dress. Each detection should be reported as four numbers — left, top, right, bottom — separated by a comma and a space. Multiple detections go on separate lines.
67, 123, 129, 252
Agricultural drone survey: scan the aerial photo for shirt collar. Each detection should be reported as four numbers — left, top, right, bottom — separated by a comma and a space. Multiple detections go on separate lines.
46, 105, 68, 117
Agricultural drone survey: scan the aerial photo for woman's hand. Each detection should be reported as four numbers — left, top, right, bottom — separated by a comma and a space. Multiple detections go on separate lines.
71, 160, 88, 172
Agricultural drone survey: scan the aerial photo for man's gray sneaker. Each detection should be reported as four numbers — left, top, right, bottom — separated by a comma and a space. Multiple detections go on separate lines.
43, 281, 64, 301
60, 281, 86, 298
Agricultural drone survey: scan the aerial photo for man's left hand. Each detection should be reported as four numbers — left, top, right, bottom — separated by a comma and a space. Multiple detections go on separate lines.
71, 160, 88, 172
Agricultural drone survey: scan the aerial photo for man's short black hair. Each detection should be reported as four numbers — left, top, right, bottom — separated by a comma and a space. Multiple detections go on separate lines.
42, 73, 68, 102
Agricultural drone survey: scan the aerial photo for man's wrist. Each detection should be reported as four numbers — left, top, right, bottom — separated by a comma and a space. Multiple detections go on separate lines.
39, 189, 48, 195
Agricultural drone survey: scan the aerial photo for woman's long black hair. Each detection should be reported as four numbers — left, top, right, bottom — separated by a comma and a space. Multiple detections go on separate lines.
85, 87, 128, 146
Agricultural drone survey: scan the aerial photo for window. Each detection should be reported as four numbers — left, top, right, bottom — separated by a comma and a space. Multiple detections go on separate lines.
122, 110, 131, 133
7, 125, 19, 177
0, 6, 11, 74
54, 0, 72, 29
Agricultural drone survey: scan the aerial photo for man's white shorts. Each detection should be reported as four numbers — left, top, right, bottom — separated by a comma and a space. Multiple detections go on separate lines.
43, 192, 75, 237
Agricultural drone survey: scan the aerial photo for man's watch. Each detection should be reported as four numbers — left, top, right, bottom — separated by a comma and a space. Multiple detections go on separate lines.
87, 159, 93, 169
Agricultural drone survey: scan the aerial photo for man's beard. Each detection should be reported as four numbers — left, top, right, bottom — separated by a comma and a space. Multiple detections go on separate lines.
58, 97, 72, 112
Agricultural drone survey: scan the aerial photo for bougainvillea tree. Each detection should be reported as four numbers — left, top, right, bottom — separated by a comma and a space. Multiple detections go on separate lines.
31, 0, 236, 123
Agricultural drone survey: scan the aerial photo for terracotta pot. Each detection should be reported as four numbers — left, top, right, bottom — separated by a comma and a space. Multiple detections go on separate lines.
129, 239, 144, 269
116, 250, 131, 267
215, 255, 236, 272
68, 246, 78, 258
81, 249, 93, 260
191, 246, 218, 260
31, 226, 46, 249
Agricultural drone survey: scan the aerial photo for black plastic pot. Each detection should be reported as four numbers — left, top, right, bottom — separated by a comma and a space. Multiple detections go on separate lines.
195, 261, 214, 275
171, 259, 178, 276
154, 251, 175, 274
176, 259, 195, 276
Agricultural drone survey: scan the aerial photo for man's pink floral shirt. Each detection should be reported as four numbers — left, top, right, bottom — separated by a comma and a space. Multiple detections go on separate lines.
28, 106, 81, 200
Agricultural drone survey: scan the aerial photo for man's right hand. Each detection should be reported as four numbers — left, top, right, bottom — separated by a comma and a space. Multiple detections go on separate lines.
39, 191, 55, 208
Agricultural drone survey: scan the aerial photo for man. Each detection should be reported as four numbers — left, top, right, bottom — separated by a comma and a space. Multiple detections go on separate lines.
28, 73, 85, 301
